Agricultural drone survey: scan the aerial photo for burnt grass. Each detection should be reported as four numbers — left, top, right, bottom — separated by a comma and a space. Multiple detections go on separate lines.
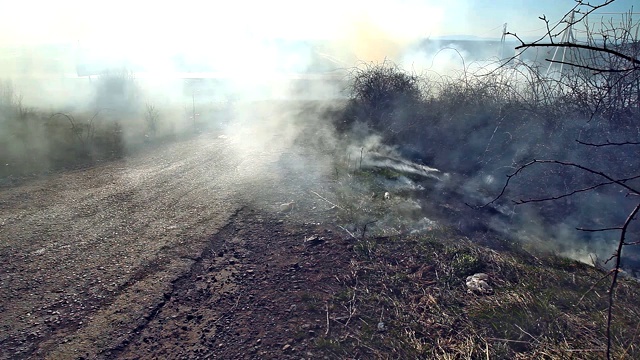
106, 205, 640, 359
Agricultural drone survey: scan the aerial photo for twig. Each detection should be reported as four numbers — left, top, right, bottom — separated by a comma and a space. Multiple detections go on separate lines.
576, 269, 615, 306
362, 220, 377, 240
544, 58, 635, 73
346, 334, 379, 354
345, 281, 357, 328
577, 139, 640, 147
485, 337, 531, 344
50, 112, 85, 147
478, 159, 640, 208
514, 174, 640, 205
325, 301, 330, 335
213, 293, 242, 324
338, 225, 358, 240
515, 42, 640, 67
310, 190, 345, 211
514, 324, 540, 343
577, 226, 622, 232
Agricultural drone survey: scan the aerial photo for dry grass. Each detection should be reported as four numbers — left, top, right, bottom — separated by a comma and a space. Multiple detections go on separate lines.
311, 223, 640, 358
321, 58, 640, 357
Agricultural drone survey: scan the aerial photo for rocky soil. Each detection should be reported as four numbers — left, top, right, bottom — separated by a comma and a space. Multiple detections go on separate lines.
0, 128, 342, 359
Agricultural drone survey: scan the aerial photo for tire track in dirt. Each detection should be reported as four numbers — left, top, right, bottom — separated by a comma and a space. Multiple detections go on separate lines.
0, 134, 243, 359
111, 207, 354, 360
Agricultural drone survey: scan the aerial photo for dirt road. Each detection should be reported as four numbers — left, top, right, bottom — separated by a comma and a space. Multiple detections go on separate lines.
0, 129, 332, 359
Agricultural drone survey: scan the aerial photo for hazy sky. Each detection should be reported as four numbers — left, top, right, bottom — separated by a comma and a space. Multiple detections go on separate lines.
0, 0, 637, 47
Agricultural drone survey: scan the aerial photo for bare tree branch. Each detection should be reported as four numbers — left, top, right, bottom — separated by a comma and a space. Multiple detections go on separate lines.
485, 3, 640, 358
514, 174, 640, 204
606, 203, 640, 360
576, 139, 640, 146
516, 42, 640, 68
544, 58, 636, 73
576, 226, 623, 232
477, 159, 640, 208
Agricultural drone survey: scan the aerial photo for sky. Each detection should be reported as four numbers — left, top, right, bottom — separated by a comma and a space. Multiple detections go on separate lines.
0, 0, 637, 46
0, 0, 637, 78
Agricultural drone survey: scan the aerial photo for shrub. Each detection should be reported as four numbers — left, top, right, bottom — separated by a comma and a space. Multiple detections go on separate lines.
339, 61, 425, 140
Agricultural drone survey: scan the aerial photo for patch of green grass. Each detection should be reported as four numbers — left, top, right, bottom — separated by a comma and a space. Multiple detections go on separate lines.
451, 252, 485, 277
314, 337, 344, 353
353, 239, 378, 258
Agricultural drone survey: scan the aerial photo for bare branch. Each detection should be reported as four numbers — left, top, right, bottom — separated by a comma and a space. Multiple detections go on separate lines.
606, 203, 640, 359
576, 139, 640, 147
49, 112, 85, 147
515, 174, 640, 204
477, 159, 640, 208
576, 226, 623, 232
544, 58, 635, 73
576, 269, 616, 306
515, 42, 640, 68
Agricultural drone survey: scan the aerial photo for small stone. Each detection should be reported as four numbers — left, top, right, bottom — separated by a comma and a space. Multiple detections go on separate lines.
466, 273, 493, 294
279, 202, 295, 213
282, 344, 291, 351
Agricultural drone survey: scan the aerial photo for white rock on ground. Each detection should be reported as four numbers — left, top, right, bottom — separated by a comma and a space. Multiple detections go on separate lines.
466, 273, 493, 294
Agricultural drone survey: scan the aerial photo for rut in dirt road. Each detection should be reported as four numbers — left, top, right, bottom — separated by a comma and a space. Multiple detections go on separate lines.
111, 207, 353, 360
0, 135, 248, 359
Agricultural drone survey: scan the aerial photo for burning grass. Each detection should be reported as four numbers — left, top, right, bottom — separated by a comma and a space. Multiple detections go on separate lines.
319, 153, 640, 358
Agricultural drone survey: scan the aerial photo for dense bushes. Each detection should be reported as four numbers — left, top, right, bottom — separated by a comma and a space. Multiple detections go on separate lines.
336, 58, 639, 263
338, 61, 425, 140
339, 59, 638, 180
0, 100, 126, 181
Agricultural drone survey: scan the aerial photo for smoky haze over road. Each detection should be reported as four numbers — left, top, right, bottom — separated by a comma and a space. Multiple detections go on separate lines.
0, 108, 335, 358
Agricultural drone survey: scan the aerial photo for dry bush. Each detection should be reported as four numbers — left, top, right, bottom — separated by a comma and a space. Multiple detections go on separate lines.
0, 82, 127, 181
338, 61, 426, 140
93, 70, 140, 115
